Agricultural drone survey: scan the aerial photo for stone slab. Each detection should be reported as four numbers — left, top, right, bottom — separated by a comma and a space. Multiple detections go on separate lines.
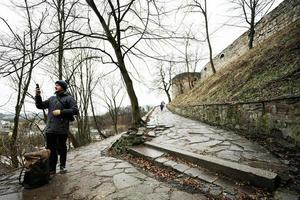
216, 150, 241, 162
185, 168, 203, 178
173, 163, 190, 173
197, 171, 218, 184
147, 131, 156, 137
274, 189, 300, 200
213, 178, 237, 194
155, 157, 169, 164
147, 125, 156, 129
145, 141, 280, 191
170, 190, 208, 200
0, 192, 22, 200
113, 173, 141, 189
129, 145, 165, 159
164, 160, 178, 168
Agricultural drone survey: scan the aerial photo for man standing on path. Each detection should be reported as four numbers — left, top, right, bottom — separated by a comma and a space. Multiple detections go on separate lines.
160, 101, 165, 111
35, 80, 79, 174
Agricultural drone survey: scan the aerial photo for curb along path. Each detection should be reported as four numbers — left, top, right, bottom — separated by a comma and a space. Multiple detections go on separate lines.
141, 107, 299, 199
148, 107, 286, 174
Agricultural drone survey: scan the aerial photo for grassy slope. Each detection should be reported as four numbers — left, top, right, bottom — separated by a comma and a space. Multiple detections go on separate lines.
171, 19, 300, 107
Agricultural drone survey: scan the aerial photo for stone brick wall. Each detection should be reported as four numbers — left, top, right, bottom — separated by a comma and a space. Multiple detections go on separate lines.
168, 97, 300, 144
171, 72, 201, 99
201, 0, 300, 80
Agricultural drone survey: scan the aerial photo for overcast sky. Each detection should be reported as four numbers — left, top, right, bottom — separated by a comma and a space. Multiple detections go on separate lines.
0, 0, 283, 115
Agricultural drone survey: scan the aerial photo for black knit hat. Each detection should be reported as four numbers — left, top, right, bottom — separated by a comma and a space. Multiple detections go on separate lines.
55, 80, 68, 90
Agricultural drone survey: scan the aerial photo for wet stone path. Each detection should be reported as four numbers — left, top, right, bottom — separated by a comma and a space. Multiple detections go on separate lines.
0, 135, 206, 200
148, 107, 288, 176
0, 107, 297, 199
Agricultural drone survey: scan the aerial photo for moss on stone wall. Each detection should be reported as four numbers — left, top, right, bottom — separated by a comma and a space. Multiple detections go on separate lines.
168, 97, 300, 145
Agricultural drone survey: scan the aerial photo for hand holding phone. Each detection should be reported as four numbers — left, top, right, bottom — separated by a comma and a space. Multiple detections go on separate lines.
36, 84, 41, 96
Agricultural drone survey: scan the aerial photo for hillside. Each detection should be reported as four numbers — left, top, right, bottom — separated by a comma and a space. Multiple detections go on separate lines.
171, 19, 300, 107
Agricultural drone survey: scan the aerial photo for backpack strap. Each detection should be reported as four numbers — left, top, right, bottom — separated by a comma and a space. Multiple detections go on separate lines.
56, 96, 68, 109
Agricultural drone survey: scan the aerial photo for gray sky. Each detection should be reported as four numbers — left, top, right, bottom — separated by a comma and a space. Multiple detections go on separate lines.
0, 0, 283, 115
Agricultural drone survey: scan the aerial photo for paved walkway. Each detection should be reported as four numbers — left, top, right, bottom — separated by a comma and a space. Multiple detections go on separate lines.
0, 107, 295, 199
148, 107, 287, 175
0, 135, 206, 200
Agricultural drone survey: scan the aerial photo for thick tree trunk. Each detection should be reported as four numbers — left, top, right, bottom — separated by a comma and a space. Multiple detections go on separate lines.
115, 50, 143, 128
119, 65, 142, 127
86, 0, 143, 128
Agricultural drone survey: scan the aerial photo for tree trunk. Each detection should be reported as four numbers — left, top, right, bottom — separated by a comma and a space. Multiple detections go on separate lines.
248, 27, 255, 49
248, 7, 256, 49
68, 131, 79, 148
114, 121, 118, 134
204, 14, 216, 74
115, 50, 143, 128
10, 109, 20, 168
86, 0, 143, 128
113, 107, 118, 134
90, 94, 107, 139
203, 0, 216, 74
166, 92, 172, 103
58, 35, 64, 79
57, 0, 65, 80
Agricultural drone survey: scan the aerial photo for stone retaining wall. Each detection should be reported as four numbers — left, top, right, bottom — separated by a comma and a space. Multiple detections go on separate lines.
171, 72, 201, 99
200, 0, 300, 80
168, 97, 300, 144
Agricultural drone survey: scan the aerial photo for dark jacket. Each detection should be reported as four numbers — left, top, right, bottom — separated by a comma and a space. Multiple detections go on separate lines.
35, 92, 79, 134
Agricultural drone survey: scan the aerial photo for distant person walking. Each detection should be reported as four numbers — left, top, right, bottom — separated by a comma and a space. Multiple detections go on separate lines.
160, 101, 165, 111
35, 80, 78, 175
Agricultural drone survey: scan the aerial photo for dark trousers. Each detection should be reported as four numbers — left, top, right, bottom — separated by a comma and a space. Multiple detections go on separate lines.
46, 132, 68, 172
160, 105, 164, 111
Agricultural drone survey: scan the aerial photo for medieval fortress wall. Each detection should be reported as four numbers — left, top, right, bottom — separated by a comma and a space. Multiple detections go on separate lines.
200, 0, 300, 80
169, 0, 300, 144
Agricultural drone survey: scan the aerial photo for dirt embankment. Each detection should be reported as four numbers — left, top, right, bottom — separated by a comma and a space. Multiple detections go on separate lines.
171, 19, 300, 107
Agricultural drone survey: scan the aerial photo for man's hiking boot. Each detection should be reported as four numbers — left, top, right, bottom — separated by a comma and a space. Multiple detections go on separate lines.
60, 166, 67, 174
50, 170, 56, 175
49, 171, 56, 180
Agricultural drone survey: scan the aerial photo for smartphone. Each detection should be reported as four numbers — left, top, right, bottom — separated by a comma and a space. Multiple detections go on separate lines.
36, 84, 40, 89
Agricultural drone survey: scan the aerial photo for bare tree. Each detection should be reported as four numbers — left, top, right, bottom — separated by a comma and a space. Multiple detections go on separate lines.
0, 0, 47, 167
84, 0, 168, 128
99, 76, 125, 134
45, 0, 81, 79
187, 0, 216, 74
65, 49, 100, 146
152, 61, 175, 103
229, 0, 275, 49
89, 91, 107, 139
181, 32, 204, 89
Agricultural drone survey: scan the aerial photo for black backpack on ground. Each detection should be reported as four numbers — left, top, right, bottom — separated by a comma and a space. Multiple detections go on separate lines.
19, 150, 51, 189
